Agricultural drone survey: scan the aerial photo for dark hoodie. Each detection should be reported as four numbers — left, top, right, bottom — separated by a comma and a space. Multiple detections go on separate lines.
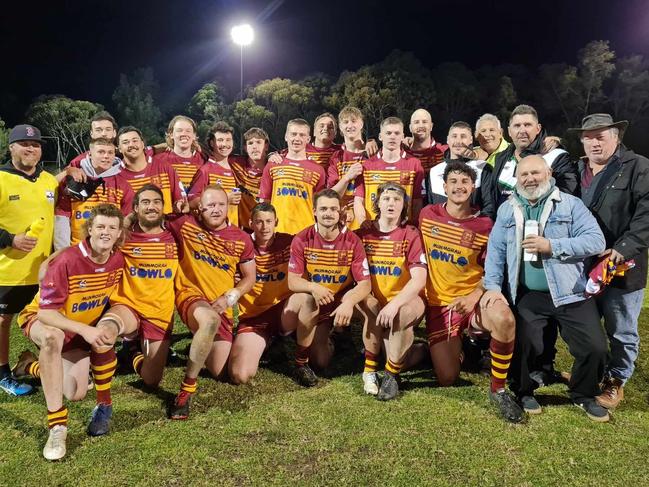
482, 129, 578, 220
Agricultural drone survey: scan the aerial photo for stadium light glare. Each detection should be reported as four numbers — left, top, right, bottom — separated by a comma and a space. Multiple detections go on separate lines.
231, 24, 254, 46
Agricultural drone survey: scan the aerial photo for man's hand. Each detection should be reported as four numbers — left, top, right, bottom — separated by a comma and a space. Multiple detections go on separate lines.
457, 144, 478, 160
365, 139, 379, 157
541, 136, 561, 154
12, 233, 37, 252
402, 136, 414, 148
310, 284, 335, 306
80, 326, 108, 348
174, 198, 190, 214
211, 295, 229, 314
600, 248, 625, 265
228, 190, 242, 205
66, 165, 87, 183
522, 235, 552, 256
268, 152, 283, 164
376, 300, 400, 328
480, 290, 508, 309
447, 289, 482, 315
331, 301, 355, 327
344, 162, 363, 182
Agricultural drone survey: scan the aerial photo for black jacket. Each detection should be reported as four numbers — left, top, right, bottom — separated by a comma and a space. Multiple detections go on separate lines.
579, 145, 649, 291
482, 130, 579, 220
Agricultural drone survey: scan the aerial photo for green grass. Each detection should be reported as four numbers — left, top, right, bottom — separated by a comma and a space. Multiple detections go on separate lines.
2, 305, 649, 487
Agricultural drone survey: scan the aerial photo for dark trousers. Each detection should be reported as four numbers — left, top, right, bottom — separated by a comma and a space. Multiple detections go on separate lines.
510, 290, 607, 401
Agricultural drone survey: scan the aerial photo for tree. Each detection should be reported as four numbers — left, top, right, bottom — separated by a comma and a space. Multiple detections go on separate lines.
186, 82, 228, 123
431, 62, 479, 128
26, 95, 102, 164
0, 117, 8, 162
227, 98, 275, 146
112, 67, 163, 143
609, 54, 649, 124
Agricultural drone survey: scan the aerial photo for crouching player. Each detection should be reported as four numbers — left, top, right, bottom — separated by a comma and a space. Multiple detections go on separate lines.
168, 185, 256, 419
230, 203, 299, 384
106, 184, 179, 387
15, 204, 124, 460
356, 182, 427, 400
419, 161, 523, 423
288, 189, 371, 386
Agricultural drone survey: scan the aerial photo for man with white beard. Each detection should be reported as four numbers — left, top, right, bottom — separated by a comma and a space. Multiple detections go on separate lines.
482, 155, 609, 422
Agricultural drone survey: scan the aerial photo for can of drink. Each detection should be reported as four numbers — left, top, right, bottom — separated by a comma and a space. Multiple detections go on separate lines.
523, 220, 539, 262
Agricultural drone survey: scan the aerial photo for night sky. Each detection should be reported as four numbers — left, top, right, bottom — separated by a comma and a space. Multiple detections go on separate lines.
2, 0, 649, 124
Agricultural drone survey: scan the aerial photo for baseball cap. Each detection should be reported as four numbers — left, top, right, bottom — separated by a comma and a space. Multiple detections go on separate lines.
9, 124, 43, 144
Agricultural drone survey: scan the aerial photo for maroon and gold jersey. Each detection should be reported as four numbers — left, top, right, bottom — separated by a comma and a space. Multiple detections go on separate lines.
153, 150, 205, 188
306, 143, 341, 171
118, 159, 185, 216
169, 214, 254, 318
238, 232, 293, 319
354, 152, 425, 221
56, 176, 135, 245
289, 224, 369, 295
258, 158, 326, 235
327, 146, 368, 229
418, 204, 492, 306
356, 224, 427, 306
403, 140, 448, 174
187, 158, 240, 227
109, 226, 178, 332
17, 240, 124, 328
230, 155, 265, 230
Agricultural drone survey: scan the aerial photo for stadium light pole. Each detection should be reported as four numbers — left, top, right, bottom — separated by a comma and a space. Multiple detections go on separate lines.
231, 24, 254, 150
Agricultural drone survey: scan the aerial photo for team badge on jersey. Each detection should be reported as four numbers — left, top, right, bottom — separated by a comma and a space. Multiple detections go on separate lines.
460, 231, 475, 246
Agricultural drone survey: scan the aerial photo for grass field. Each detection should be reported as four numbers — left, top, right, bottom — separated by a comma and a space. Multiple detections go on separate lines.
2, 298, 649, 487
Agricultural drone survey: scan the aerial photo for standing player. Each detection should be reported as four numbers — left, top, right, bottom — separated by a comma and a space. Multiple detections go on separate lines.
327, 106, 372, 229
116, 126, 186, 216
0, 124, 58, 396
168, 185, 256, 419
68, 111, 120, 167
404, 108, 448, 175
230, 203, 299, 384
419, 161, 523, 423
288, 189, 371, 386
153, 115, 205, 188
188, 122, 240, 226
54, 137, 134, 249
305, 112, 341, 171
354, 117, 425, 225
16, 204, 124, 460
356, 182, 427, 400
258, 119, 326, 235
230, 128, 270, 230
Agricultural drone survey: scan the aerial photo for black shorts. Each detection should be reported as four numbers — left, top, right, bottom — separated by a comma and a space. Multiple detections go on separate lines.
0, 285, 39, 315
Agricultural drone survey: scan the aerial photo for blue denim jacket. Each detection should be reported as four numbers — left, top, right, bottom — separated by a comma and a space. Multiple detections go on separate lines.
484, 188, 605, 307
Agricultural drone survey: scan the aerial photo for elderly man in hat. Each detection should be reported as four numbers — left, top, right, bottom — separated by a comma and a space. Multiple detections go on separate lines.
571, 113, 649, 409
0, 124, 58, 396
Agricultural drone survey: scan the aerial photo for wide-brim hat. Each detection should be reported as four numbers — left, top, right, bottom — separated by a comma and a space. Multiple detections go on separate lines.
568, 113, 628, 137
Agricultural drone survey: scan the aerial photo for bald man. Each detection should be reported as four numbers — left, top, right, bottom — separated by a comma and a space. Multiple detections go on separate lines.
482, 155, 609, 422
403, 108, 448, 175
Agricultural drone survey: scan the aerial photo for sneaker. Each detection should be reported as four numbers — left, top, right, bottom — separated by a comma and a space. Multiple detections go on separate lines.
530, 368, 571, 388
377, 372, 399, 401
11, 350, 38, 378
489, 389, 525, 423
294, 365, 318, 387
0, 375, 34, 396
362, 372, 379, 395
574, 398, 610, 422
87, 403, 113, 436
169, 391, 192, 420
596, 377, 624, 409
43, 425, 67, 461
517, 394, 542, 415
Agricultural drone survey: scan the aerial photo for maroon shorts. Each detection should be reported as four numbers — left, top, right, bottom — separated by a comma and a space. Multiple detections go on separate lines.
21, 317, 90, 353
117, 304, 173, 342
237, 301, 286, 340
425, 304, 481, 347
177, 296, 234, 344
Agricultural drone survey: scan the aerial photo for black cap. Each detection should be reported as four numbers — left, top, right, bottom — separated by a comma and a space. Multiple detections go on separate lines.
9, 124, 43, 144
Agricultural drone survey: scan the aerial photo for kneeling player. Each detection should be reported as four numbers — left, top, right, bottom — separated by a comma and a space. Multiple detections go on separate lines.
229, 203, 299, 384
168, 185, 256, 419
16, 204, 124, 460
419, 161, 523, 423
356, 182, 427, 400
106, 184, 179, 387
288, 189, 371, 386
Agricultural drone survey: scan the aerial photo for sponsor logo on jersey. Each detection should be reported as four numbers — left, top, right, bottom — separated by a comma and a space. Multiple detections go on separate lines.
276, 187, 308, 199
71, 296, 109, 313
429, 249, 468, 266
256, 271, 286, 282
193, 250, 230, 270
308, 273, 347, 284
129, 266, 173, 279
369, 265, 402, 276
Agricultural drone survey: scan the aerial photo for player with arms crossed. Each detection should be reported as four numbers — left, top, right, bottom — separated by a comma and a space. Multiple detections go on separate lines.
168, 185, 256, 419
419, 161, 523, 423
288, 189, 371, 386
356, 182, 427, 400
16, 204, 125, 460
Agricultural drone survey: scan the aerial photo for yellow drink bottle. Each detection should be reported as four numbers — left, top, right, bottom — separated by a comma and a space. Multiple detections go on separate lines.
26, 217, 46, 239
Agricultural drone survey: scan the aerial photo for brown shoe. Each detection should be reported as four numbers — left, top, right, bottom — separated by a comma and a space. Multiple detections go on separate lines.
596, 377, 624, 409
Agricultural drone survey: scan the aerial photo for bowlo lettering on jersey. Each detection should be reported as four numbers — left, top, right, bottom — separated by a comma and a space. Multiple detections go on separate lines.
429, 249, 468, 266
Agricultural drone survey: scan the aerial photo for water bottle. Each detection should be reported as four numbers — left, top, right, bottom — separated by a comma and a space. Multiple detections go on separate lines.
523, 220, 539, 262
26, 217, 46, 239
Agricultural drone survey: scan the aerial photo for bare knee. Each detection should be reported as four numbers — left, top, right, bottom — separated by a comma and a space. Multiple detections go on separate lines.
230, 366, 256, 385
435, 368, 460, 387
42, 328, 65, 353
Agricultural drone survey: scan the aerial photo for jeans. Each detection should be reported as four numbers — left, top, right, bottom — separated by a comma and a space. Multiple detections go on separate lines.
596, 287, 644, 384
